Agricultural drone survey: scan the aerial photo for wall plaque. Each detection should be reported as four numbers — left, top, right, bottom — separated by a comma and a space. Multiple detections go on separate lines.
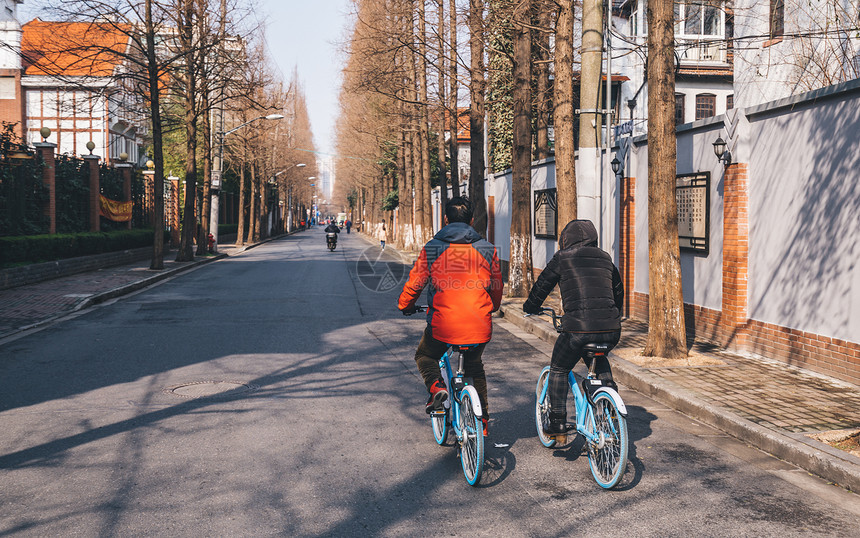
676, 172, 710, 254
534, 188, 557, 239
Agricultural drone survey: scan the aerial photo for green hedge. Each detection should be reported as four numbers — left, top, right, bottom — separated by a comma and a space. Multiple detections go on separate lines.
0, 229, 170, 266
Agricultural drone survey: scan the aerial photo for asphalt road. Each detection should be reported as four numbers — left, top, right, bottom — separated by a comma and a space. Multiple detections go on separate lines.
1, 228, 858, 536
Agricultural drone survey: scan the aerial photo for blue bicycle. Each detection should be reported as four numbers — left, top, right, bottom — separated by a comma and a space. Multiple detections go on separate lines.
530, 307, 629, 489
410, 307, 485, 486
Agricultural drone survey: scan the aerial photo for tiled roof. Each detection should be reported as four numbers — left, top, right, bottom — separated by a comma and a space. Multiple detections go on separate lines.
22, 19, 131, 77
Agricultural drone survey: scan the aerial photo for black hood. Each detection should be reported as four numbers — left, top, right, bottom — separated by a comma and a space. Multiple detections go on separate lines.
434, 222, 482, 244
559, 219, 598, 250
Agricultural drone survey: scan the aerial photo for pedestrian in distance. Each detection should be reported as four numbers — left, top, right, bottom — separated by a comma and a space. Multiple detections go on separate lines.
522, 219, 624, 439
377, 221, 387, 250
398, 197, 503, 436
345, 220, 352, 234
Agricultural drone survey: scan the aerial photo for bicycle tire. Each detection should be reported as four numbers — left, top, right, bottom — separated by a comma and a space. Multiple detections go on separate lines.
431, 408, 448, 445
459, 391, 484, 486
535, 366, 557, 448
587, 392, 629, 489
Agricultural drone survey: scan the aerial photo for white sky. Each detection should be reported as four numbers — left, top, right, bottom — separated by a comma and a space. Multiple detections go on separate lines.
18, 0, 353, 155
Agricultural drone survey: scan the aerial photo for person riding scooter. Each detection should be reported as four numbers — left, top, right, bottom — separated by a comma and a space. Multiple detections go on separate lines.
324, 222, 340, 250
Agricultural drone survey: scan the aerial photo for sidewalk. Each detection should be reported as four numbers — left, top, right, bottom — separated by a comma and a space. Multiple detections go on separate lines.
498, 299, 860, 493
0, 237, 278, 341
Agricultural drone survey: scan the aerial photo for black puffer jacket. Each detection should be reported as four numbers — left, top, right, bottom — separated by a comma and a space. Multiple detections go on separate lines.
523, 220, 623, 332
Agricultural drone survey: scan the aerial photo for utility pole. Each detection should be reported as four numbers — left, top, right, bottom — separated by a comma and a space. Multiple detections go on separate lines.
577, 0, 603, 227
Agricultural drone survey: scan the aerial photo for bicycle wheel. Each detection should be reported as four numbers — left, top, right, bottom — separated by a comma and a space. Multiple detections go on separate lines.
431, 408, 448, 445
535, 366, 556, 448
587, 392, 629, 489
458, 391, 484, 486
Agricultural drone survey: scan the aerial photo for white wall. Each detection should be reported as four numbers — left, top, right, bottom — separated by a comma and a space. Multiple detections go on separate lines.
745, 89, 860, 342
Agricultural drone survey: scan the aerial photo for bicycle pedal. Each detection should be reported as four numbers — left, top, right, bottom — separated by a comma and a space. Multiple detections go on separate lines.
430, 410, 446, 417
549, 433, 568, 444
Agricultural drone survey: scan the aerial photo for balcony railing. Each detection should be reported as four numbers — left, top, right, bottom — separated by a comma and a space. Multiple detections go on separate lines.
677, 38, 727, 65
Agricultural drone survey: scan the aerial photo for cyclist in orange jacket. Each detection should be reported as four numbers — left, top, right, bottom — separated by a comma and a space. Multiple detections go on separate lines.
399, 197, 503, 434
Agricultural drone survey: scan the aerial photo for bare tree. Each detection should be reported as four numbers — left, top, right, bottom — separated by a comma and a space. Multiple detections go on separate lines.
508, 0, 534, 296
553, 0, 576, 226
469, 0, 488, 236
644, 0, 687, 359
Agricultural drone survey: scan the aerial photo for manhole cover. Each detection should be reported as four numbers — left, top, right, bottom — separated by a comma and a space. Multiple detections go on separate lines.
165, 381, 257, 399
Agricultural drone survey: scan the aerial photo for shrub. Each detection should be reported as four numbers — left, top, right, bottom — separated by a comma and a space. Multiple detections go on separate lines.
0, 228, 167, 267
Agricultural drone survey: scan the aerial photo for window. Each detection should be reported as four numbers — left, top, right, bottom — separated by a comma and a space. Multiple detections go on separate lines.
675, 93, 686, 125
675, 1, 722, 37
726, 94, 734, 110
695, 93, 716, 120
770, 0, 784, 39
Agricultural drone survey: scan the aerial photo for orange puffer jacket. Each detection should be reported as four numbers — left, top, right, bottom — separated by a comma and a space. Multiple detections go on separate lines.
399, 222, 503, 345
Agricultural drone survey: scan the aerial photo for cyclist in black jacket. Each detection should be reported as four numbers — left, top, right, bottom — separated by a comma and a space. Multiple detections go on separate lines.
523, 219, 624, 437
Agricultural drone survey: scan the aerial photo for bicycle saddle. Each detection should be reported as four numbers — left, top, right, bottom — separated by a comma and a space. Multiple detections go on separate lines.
583, 343, 611, 354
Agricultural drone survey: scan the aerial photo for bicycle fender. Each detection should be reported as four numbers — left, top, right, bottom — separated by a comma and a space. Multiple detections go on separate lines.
594, 387, 627, 416
462, 385, 483, 417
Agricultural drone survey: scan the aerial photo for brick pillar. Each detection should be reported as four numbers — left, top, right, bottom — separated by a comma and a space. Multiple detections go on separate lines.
35, 142, 57, 234
142, 170, 155, 226
620, 176, 636, 318
169, 176, 180, 247
83, 155, 101, 232
116, 163, 133, 230
721, 163, 749, 349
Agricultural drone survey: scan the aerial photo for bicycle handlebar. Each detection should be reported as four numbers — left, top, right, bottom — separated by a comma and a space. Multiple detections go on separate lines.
525, 306, 562, 332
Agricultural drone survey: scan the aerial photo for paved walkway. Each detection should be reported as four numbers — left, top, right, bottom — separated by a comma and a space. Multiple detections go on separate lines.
1, 233, 859, 493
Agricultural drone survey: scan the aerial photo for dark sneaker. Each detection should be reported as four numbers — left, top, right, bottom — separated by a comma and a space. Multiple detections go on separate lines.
425, 380, 448, 414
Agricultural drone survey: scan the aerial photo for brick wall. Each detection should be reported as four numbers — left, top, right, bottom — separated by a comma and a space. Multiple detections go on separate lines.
623, 161, 859, 387
620, 176, 635, 318
721, 163, 749, 350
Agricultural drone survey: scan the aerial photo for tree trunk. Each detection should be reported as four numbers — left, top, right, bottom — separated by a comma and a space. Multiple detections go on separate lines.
554, 0, 576, 227
197, 83, 212, 255
196, 4, 212, 256
644, 0, 687, 359
534, 1, 552, 160
145, 0, 165, 270
508, 0, 535, 297
417, 0, 433, 238
469, 0, 487, 237
176, 0, 197, 262
249, 164, 258, 242
436, 0, 449, 213
236, 162, 246, 245
448, 0, 460, 197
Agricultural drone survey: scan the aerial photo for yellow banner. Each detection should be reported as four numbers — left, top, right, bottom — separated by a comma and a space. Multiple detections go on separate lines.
99, 195, 133, 222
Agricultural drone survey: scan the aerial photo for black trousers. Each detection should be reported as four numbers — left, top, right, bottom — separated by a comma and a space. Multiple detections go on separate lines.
548, 330, 621, 420
413, 326, 489, 417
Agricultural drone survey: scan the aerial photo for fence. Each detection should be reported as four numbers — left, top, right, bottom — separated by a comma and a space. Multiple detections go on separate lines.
0, 146, 151, 237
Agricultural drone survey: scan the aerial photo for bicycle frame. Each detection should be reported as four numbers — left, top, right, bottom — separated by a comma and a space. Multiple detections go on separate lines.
438, 345, 483, 442
536, 369, 601, 445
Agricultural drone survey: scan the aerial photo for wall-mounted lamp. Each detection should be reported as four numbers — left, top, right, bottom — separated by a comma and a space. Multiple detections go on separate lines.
611, 156, 621, 175
713, 137, 732, 165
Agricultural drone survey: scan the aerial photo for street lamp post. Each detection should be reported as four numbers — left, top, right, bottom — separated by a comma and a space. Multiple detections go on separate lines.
211, 113, 284, 252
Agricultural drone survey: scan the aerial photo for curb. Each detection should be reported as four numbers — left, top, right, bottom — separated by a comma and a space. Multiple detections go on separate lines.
498, 303, 860, 492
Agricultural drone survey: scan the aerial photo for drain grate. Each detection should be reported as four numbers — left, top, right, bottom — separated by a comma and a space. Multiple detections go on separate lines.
164, 380, 257, 399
